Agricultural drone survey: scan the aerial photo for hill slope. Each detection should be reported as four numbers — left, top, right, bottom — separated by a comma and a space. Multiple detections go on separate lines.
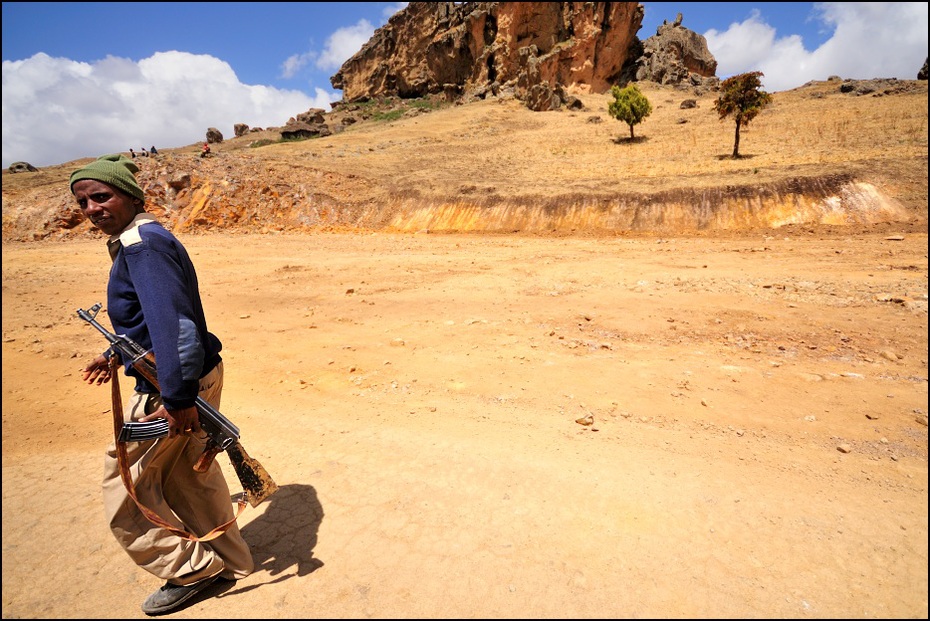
2, 78, 927, 241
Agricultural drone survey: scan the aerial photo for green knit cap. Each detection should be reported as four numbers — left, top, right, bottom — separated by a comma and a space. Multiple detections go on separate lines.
69, 154, 145, 202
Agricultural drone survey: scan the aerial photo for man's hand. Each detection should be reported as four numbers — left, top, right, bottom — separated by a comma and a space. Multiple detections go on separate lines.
140, 405, 201, 437
82, 354, 112, 385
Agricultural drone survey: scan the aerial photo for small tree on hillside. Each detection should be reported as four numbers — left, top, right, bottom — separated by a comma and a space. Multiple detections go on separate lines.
608, 83, 652, 140
713, 71, 773, 158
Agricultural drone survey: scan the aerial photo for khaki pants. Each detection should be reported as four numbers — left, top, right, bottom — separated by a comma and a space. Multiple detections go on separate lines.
102, 362, 253, 586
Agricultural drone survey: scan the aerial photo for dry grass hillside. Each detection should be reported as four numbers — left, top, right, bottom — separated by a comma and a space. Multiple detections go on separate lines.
2, 78, 928, 240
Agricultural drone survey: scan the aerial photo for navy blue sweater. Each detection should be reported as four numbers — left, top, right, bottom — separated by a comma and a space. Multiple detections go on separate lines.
107, 215, 222, 410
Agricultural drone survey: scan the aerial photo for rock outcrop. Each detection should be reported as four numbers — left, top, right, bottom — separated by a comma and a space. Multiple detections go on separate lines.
280, 107, 337, 140
331, 1, 644, 107
623, 12, 719, 92
7, 162, 39, 173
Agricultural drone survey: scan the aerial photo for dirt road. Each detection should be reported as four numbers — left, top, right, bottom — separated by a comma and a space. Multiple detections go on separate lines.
2, 229, 927, 618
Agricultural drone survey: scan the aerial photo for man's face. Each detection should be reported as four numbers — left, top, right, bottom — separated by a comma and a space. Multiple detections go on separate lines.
72, 180, 139, 236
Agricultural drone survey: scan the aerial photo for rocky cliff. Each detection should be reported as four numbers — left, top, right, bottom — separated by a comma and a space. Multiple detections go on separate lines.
332, 1, 645, 109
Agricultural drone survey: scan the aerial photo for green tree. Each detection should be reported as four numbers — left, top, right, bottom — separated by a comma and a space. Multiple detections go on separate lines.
608, 83, 652, 140
713, 71, 773, 158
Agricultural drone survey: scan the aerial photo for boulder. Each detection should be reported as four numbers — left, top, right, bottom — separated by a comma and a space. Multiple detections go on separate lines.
8, 162, 39, 173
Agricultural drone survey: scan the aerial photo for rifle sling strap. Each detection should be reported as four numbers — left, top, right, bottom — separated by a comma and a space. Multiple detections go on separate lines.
109, 355, 247, 542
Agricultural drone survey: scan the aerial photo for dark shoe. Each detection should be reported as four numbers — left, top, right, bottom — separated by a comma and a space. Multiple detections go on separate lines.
141, 575, 221, 615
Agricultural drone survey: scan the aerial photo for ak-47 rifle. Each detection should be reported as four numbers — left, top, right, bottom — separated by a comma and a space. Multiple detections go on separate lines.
77, 302, 278, 507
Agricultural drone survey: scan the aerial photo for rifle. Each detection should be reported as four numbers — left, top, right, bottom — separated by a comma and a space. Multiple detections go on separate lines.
77, 303, 278, 507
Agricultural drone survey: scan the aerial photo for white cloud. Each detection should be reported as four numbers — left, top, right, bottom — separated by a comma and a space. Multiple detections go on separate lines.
287, 5, 406, 77
2, 51, 321, 169
316, 20, 376, 71
704, 10, 781, 75
280, 51, 317, 79
704, 2, 928, 92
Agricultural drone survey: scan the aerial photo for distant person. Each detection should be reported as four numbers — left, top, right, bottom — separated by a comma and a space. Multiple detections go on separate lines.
141, 148, 149, 157
150, 145, 158, 156
129, 148, 136, 159
200, 143, 211, 158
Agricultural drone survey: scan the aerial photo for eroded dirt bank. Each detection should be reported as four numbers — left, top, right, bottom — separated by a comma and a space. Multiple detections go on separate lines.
2, 151, 922, 241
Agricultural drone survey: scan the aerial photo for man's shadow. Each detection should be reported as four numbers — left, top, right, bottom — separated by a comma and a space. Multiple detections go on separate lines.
223, 483, 325, 594
168, 484, 322, 610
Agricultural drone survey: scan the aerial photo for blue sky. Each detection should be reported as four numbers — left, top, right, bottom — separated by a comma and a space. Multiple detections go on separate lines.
2, 2, 927, 169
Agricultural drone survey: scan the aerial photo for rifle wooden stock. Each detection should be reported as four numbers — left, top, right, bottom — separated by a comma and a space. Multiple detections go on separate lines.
127, 352, 278, 508
194, 439, 278, 507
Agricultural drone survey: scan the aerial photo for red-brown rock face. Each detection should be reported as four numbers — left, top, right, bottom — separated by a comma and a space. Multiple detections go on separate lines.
331, 2, 644, 103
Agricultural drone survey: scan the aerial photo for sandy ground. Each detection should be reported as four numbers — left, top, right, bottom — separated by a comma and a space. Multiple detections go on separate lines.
2, 229, 927, 619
